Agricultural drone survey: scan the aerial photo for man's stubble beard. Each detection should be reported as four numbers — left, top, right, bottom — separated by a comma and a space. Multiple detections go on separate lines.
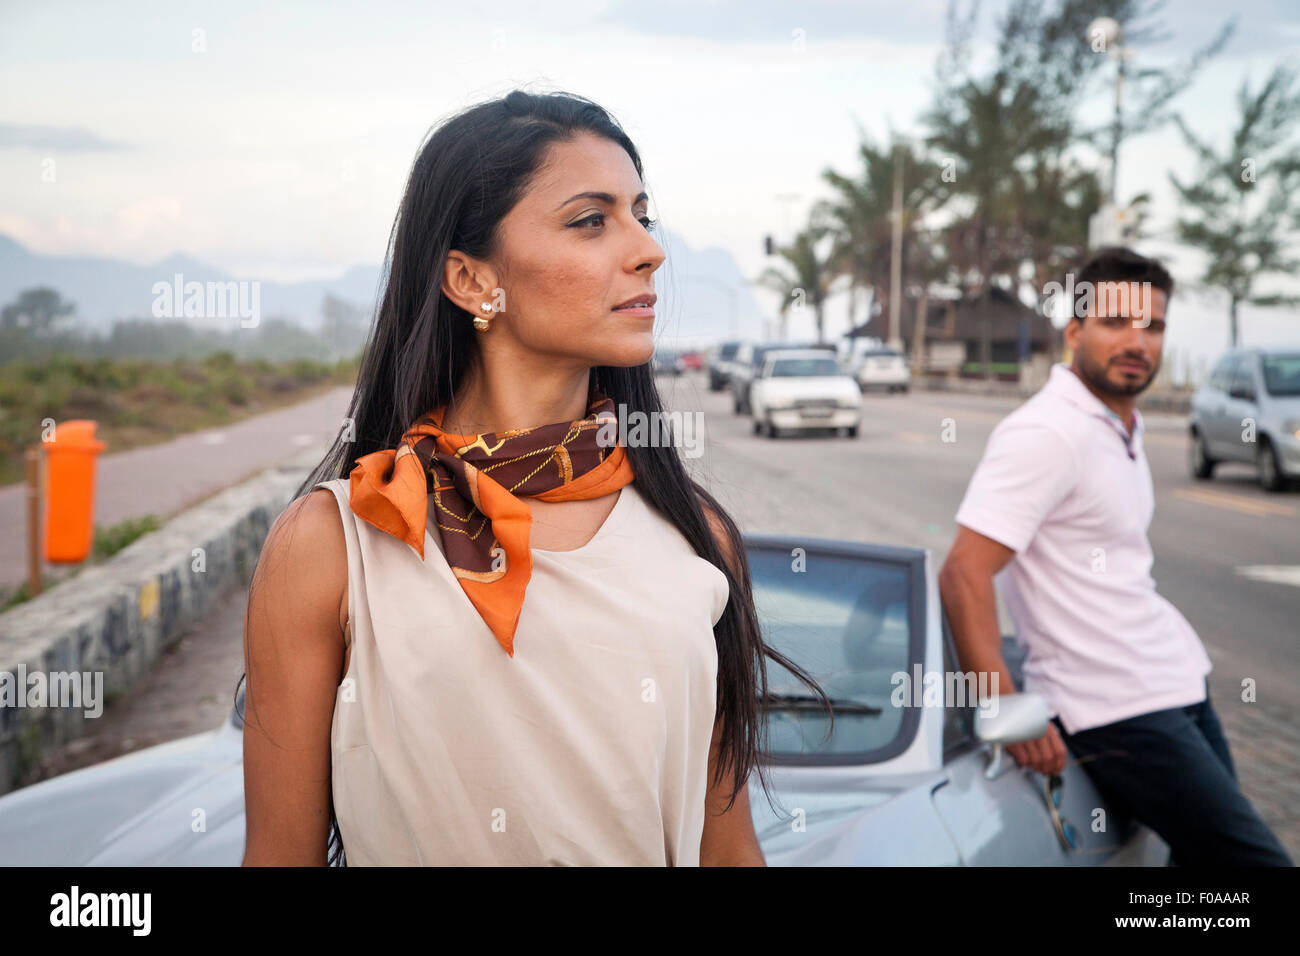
1074, 339, 1160, 398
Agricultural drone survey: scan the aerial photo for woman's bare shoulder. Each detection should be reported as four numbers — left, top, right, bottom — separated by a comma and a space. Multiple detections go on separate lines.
253, 486, 349, 638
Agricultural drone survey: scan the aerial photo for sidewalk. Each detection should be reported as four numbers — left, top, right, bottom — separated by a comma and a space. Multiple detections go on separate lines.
0, 386, 355, 594
915, 375, 1193, 414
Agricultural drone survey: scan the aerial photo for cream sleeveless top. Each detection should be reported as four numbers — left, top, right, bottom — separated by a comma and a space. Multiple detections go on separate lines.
314, 477, 730, 866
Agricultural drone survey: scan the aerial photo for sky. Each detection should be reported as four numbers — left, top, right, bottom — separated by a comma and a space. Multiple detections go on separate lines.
2, 0, 1299, 374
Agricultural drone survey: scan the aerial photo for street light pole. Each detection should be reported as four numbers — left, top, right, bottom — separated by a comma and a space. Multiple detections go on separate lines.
1110, 34, 1126, 204
1087, 16, 1132, 246
888, 143, 904, 351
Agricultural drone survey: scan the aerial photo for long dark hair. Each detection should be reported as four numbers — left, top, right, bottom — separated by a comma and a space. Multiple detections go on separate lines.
237, 88, 829, 867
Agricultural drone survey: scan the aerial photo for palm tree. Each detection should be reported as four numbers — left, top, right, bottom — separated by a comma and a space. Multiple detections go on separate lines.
923, 67, 1049, 293
1011, 153, 1105, 294
755, 225, 837, 343
815, 130, 951, 334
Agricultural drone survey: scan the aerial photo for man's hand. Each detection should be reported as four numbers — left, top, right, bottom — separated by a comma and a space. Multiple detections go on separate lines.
1006, 721, 1067, 775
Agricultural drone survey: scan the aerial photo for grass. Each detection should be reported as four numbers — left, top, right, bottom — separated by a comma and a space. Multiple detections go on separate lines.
91, 514, 163, 561
0, 351, 359, 486
960, 361, 1022, 375
0, 513, 165, 612
0, 350, 361, 611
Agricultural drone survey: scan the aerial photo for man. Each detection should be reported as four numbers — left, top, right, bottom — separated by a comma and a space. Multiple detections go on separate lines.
939, 246, 1292, 866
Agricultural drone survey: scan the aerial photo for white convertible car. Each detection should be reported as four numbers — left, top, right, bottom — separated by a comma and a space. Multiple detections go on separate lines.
0, 533, 1167, 866
749, 350, 863, 439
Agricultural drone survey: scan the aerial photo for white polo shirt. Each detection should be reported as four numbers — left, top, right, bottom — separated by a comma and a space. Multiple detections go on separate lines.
954, 363, 1211, 734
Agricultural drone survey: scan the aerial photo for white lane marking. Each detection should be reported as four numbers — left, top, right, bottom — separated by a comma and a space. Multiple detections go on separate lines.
1236, 566, 1300, 588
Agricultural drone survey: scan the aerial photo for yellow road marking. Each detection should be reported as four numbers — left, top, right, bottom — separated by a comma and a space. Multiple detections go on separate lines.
1142, 433, 1188, 448
1172, 488, 1296, 518
896, 431, 931, 444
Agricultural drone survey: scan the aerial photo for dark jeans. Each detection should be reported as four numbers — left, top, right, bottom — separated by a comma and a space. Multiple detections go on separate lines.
1051, 683, 1293, 867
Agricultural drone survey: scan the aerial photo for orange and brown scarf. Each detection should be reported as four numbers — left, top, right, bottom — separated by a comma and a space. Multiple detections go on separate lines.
347, 385, 635, 657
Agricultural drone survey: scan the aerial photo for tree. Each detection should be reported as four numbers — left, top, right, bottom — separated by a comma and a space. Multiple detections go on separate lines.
1010, 152, 1105, 293
815, 129, 951, 333
924, 0, 1233, 294
1070, 0, 1235, 201
320, 293, 366, 360
1169, 61, 1300, 347
1, 288, 77, 333
755, 226, 838, 343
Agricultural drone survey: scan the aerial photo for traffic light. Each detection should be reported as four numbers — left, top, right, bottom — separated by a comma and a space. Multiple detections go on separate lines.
764, 234, 774, 256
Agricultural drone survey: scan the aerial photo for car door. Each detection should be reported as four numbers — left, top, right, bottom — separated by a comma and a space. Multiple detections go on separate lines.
730, 344, 753, 407
1223, 354, 1261, 462
750, 357, 774, 418
930, 620, 1130, 865
1200, 353, 1239, 457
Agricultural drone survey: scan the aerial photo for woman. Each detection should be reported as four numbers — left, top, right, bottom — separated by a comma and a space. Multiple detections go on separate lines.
239, 89, 828, 866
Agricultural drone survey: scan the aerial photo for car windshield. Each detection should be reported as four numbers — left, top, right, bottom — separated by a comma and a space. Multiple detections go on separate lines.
1262, 354, 1300, 396
749, 547, 918, 759
718, 343, 740, 360
864, 349, 901, 359
770, 357, 842, 377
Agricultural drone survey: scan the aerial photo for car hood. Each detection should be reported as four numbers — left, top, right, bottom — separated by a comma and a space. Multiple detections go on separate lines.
0, 720, 246, 865
751, 768, 960, 865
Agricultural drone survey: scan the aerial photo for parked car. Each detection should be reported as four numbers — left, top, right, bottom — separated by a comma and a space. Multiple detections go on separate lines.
749, 350, 862, 439
679, 351, 704, 371
0, 537, 1167, 866
651, 348, 685, 377
1189, 347, 1300, 491
856, 347, 911, 393
730, 340, 838, 414
839, 335, 886, 376
708, 340, 745, 391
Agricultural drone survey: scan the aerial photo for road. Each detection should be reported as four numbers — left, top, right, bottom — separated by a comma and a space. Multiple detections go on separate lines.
27, 372, 1300, 858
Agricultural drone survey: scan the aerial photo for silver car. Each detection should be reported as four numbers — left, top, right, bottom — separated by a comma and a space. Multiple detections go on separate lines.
0, 535, 1167, 866
1189, 348, 1300, 491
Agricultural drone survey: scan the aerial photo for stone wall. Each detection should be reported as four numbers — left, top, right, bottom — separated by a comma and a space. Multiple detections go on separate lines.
0, 447, 325, 795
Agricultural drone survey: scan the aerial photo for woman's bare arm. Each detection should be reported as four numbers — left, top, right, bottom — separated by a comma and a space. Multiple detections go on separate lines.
698, 499, 766, 866
241, 489, 348, 866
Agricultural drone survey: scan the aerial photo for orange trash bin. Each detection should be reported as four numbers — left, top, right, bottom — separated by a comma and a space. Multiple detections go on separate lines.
43, 419, 108, 563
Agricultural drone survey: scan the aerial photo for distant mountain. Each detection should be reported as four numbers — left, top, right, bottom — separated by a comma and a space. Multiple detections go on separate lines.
0, 234, 383, 332
0, 231, 767, 346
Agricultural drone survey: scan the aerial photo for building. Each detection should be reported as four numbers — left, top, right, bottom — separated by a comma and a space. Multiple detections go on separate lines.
847, 285, 1062, 383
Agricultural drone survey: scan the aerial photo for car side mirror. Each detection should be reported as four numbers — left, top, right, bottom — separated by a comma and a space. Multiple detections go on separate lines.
974, 692, 1050, 778
1230, 387, 1255, 402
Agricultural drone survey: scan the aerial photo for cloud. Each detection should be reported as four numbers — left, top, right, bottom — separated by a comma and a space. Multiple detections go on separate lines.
598, 0, 955, 43
0, 123, 125, 152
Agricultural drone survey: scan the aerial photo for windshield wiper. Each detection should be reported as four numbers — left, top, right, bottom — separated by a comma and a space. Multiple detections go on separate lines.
762, 693, 882, 715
